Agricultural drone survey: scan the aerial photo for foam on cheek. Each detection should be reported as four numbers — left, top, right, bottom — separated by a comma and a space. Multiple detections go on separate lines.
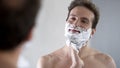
65, 22, 92, 52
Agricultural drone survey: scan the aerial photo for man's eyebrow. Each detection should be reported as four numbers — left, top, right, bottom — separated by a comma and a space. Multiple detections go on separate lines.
81, 17, 89, 22
69, 14, 89, 21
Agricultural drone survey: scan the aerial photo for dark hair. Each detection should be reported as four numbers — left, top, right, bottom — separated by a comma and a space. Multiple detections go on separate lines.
66, 0, 100, 29
0, 0, 40, 51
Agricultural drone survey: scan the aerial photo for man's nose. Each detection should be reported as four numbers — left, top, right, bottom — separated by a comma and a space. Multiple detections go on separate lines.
72, 20, 80, 27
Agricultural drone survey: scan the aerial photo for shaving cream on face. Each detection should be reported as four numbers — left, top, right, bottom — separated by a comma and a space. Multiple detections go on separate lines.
64, 22, 92, 52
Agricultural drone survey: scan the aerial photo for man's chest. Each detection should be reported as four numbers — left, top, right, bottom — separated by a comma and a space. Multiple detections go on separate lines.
53, 58, 72, 68
82, 56, 106, 68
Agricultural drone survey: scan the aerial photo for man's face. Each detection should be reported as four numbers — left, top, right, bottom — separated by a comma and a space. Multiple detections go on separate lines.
67, 6, 95, 31
65, 6, 96, 50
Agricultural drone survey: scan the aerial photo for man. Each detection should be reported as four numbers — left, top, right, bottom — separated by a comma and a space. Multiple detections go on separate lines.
37, 0, 116, 68
0, 0, 40, 68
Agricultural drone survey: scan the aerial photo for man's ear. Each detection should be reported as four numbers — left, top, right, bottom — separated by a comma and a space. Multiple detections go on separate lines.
91, 28, 96, 36
27, 29, 34, 41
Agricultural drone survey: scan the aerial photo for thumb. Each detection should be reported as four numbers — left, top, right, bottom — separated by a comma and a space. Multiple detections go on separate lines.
70, 47, 84, 68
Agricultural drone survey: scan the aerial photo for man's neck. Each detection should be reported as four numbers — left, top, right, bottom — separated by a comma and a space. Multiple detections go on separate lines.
63, 44, 89, 58
0, 47, 22, 67
62, 45, 72, 57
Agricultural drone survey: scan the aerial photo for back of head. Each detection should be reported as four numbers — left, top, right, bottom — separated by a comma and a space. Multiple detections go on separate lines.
67, 0, 100, 29
74, 0, 90, 2
73, 0, 91, 3
0, 0, 41, 51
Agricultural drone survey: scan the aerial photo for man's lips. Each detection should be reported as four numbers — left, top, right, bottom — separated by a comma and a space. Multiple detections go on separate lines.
69, 29, 80, 33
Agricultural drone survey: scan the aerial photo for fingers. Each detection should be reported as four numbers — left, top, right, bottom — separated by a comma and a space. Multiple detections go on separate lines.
70, 47, 84, 68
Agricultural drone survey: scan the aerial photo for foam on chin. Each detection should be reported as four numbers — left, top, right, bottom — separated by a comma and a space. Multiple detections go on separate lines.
64, 22, 92, 53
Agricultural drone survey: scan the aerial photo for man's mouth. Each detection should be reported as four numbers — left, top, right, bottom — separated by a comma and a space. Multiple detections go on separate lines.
69, 29, 80, 33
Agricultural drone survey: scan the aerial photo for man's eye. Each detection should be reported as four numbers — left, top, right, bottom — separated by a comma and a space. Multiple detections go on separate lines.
81, 20, 88, 24
70, 17, 76, 21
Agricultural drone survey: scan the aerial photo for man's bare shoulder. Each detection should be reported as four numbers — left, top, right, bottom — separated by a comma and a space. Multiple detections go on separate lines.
88, 47, 116, 68
83, 47, 116, 68
93, 52, 116, 68
37, 54, 54, 68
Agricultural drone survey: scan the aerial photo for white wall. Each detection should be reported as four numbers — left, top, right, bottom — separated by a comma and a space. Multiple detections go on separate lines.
21, 0, 120, 68
91, 0, 120, 68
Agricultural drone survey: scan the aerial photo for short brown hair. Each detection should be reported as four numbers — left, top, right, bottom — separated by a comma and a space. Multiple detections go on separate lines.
66, 0, 100, 29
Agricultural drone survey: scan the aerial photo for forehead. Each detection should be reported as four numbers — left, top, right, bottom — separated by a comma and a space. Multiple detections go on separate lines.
70, 6, 94, 21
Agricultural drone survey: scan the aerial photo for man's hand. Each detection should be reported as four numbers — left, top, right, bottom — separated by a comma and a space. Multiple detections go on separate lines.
70, 47, 84, 68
